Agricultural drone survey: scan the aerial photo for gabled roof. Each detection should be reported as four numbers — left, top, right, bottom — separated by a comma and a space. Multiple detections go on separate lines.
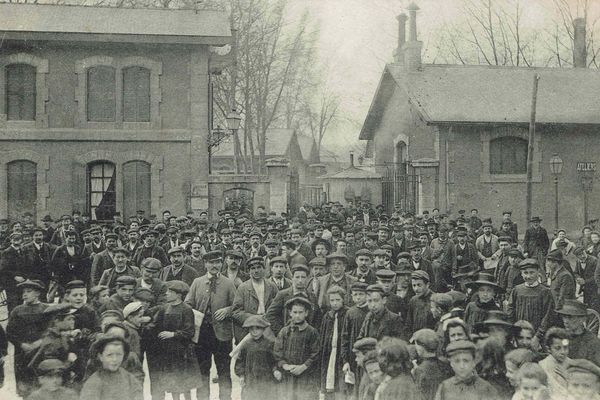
360, 62, 600, 140
0, 3, 231, 44
296, 134, 318, 162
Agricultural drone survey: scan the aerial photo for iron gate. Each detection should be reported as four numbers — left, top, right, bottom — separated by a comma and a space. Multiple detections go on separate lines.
381, 163, 418, 214
287, 168, 300, 217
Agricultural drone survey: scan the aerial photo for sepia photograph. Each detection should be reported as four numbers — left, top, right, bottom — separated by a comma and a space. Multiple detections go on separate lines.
0, 0, 599, 399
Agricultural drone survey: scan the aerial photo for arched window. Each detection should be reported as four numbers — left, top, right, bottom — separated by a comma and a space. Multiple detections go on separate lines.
87, 66, 116, 122
6, 64, 36, 121
88, 161, 116, 221
7, 160, 37, 221
123, 161, 151, 220
489, 137, 528, 174
122, 66, 150, 122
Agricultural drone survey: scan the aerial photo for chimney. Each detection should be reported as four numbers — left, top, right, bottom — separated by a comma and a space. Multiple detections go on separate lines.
350, 152, 354, 167
393, 13, 408, 64
573, 18, 587, 68
404, 2, 422, 70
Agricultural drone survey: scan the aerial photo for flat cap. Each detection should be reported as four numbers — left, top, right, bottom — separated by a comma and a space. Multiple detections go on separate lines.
372, 249, 389, 257
567, 358, 600, 379
431, 293, 454, 309
284, 295, 312, 310
225, 250, 244, 259
43, 303, 76, 318
17, 279, 45, 291
264, 238, 279, 246
134, 287, 154, 302
375, 269, 396, 280
446, 339, 476, 356
115, 275, 136, 286
326, 252, 348, 263
411, 270, 430, 282
65, 280, 86, 290
141, 257, 162, 272
291, 264, 310, 275
546, 249, 564, 262
37, 359, 66, 375
113, 247, 129, 256
518, 258, 540, 270
100, 309, 124, 321
352, 337, 378, 352
242, 315, 271, 329
270, 255, 288, 265
410, 328, 440, 353
308, 257, 326, 267
166, 280, 190, 295
168, 246, 185, 255
366, 284, 386, 295
123, 301, 144, 319
396, 251, 411, 260
507, 248, 525, 258
354, 248, 372, 258
247, 256, 265, 268
350, 282, 369, 292
105, 233, 119, 240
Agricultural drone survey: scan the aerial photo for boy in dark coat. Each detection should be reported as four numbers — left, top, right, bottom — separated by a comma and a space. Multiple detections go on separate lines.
319, 285, 348, 399
405, 270, 435, 336
358, 284, 403, 340
234, 315, 277, 400
411, 328, 453, 400
273, 296, 320, 400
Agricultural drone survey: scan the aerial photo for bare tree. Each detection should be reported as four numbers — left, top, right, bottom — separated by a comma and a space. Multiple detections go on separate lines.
302, 83, 340, 158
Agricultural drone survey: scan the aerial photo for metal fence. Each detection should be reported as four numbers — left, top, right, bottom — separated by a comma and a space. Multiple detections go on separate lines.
381, 163, 418, 214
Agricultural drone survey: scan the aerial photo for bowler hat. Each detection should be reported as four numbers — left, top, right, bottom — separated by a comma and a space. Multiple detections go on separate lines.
556, 299, 588, 317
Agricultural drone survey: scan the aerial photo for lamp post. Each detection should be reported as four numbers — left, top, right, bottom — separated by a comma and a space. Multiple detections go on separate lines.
549, 153, 563, 230
226, 109, 242, 172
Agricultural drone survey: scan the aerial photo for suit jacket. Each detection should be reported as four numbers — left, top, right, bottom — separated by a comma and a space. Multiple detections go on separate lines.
159, 264, 199, 287
550, 267, 576, 309
358, 308, 404, 340
185, 274, 237, 341
90, 250, 116, 286
99, 265, 142, 292
133, 245, 169, 269
316, 273, 357, 309
524, 227, 550, 257
23, 242, 55, 285
231, 278, 278, 340
264, 286, 320, 335
268, 276, 292, 290
50, 245, 89, 288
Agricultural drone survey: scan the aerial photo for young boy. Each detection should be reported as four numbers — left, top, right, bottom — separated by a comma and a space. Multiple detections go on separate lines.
411, 328, 453, 400
234, 315, 276, 400
508, 259, 554, 349
319, 285, 348, 399
435, 340, 498, 399
122, 301, 146, 360
273, 296, 320, 400
353, 338, 378, 400
104, 275, 137, 312
463, 274, 502, 329
341, 282, 369, 395
6, 280, 48, 397
405, 271, 435, 336
26, 359, 78, 400
361, 350, 384, 400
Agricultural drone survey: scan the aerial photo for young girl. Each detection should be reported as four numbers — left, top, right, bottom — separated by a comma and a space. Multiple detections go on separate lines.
234, 315, 277, 400
152, 280, 200, 400
512, 362, 552, 400
80, 334, 142, 400
319, 285, 348, 399
463, 274, 502, 328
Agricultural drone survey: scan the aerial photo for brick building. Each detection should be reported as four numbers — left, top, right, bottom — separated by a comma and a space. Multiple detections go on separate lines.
359, 6, 600, 231
0, 3, 231, 222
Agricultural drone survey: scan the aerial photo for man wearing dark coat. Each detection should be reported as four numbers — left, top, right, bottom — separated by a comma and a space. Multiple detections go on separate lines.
136, 257, 168, 306
573, 247, 600, 311
23, 228, 55, 289
316, 253, 357, 311
90, 232, 119, 286
133, 230, 169, 268
557, 299, 600, 367
160, 246, 199, 287
523, 217, 550, 272
547, 249, 576, 310
358, 284, 403, 340
0, 232, 32, 311
50, 230, 89, 291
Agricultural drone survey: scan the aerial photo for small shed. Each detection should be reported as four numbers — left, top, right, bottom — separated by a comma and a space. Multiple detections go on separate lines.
319, 154, 382, 205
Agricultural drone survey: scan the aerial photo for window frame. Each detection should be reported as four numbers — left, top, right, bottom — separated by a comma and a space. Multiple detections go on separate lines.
87, 161, 117, 221
75, 56, 162, 129
480, 126, 542, 183
489, 136, 528, 175
7, 159, 37, 222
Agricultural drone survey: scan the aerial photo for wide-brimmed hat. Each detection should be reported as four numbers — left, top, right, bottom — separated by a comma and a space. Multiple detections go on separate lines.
555, 299, 588, 317
466, 275, 504, 293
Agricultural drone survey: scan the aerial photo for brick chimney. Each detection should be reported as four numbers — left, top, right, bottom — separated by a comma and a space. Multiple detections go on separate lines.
404, 2, 422, 70
573, 18, 587, 68
393, 13, 408, 64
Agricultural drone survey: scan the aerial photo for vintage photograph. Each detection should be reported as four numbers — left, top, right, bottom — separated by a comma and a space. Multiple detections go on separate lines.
0, 0, 599, 399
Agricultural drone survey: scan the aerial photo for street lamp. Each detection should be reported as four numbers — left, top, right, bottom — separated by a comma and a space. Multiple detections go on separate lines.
549, 153, 563, 230
226, 109, 242, 132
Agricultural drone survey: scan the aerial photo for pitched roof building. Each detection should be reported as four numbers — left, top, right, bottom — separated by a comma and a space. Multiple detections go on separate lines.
360, 5, 599, 231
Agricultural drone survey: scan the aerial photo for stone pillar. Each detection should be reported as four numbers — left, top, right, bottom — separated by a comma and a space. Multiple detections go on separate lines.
189, 47, 210, 213
266, 159, 290, 214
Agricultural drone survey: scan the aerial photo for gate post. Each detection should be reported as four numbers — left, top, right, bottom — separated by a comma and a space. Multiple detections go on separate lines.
266, 158, 290, 215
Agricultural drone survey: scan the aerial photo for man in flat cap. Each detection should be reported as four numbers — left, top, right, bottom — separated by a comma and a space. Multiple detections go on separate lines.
265, 264, 320, 336
160, 246, 198, 287
357, 284, 403, 340
231, 256, 278, 342
133, 230, 169, 268
429, 225, 456, 292
316, 253, 356, 310
185, 250, 236, 400
349, 248, 376, 285
136, 257, 167, 306
89, 232, 120, 286
547, 249, 576, 309
223, 250, 248, 288
98, 247, 141, 293
103, 275, 137, 312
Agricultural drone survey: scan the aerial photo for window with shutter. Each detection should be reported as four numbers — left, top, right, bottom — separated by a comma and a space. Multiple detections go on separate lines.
88, 161, 117, 221
7, 160, 37, 221
489, 137, 528, 174
123, 67, 150, 122
123, 161, 151, 220
87, 66, 116, 122
6, 64, 36, 121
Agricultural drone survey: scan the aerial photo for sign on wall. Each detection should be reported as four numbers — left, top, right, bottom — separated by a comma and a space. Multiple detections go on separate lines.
577, 162, 596, 172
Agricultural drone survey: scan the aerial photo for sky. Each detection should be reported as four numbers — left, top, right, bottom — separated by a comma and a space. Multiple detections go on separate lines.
285, 0, 596, 156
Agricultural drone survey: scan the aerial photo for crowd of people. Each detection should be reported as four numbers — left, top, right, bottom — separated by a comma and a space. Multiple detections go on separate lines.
0, 203, 600, 400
